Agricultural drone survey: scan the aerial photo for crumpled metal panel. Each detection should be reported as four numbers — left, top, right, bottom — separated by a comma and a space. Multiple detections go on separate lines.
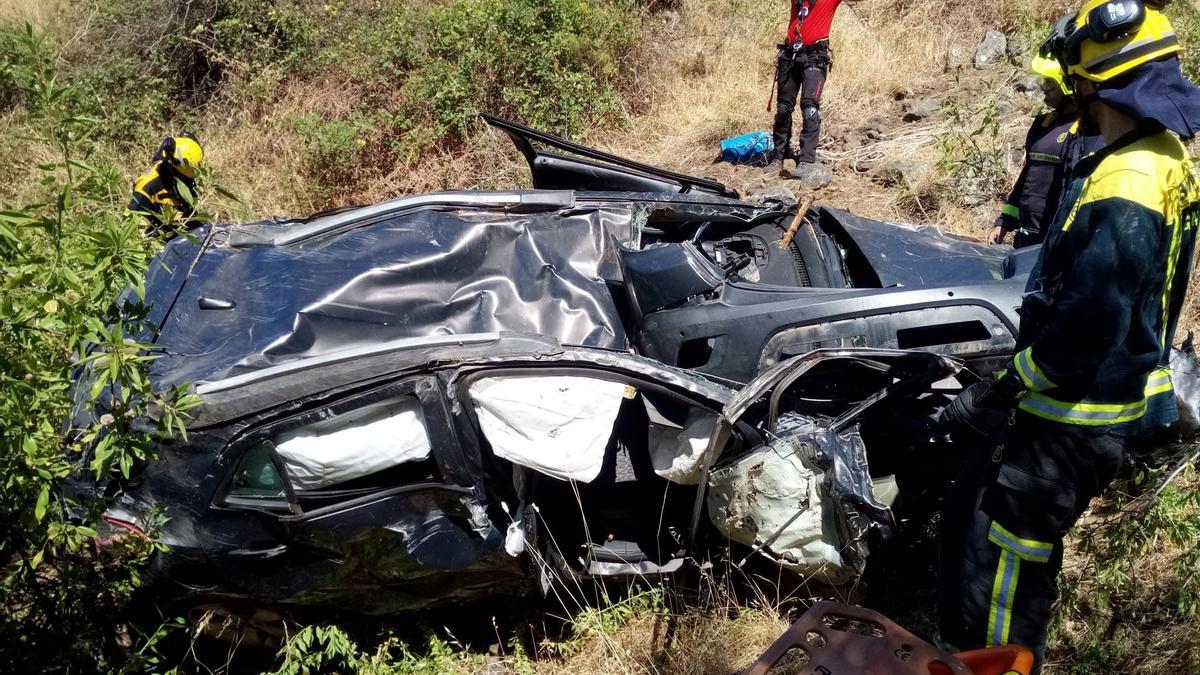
144, 204, 637, 389
820, 207, 1014, 287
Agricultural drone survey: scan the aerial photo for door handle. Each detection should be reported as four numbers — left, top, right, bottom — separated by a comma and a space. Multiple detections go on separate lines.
226, 544, 289, 561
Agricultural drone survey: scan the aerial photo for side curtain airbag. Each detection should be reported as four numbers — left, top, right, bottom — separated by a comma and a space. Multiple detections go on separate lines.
274, 397, 431, 490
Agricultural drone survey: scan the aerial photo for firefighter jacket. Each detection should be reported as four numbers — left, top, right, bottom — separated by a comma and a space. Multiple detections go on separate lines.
1012, 127, 1200, 428
996, 111, 1104, 246
128, 162, 196, 226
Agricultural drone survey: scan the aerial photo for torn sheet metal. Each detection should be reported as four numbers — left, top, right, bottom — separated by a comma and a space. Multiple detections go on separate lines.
141, 201, 637, 389
273, 396, 431, 490
1172, 346, 1200, 438
707, 413, 893, 582
469, 374, 626, 482
819, 207, 1021, 287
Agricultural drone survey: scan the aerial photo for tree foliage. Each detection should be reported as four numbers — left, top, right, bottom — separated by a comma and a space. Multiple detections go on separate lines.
0, 25, 200, 672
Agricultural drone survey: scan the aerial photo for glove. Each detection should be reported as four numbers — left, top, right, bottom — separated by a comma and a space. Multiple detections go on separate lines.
938, 373, 1023, 437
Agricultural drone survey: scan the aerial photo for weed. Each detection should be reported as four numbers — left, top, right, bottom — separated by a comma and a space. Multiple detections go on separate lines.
936, 86, 1012, 209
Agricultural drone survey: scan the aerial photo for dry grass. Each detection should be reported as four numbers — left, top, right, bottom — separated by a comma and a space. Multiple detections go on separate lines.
585, 0, 1049, 238
0, 0, 70, 30
530, 605, 789, 674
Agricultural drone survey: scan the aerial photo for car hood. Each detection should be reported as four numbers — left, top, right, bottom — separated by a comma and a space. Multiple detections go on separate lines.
817, 207, 1037, 288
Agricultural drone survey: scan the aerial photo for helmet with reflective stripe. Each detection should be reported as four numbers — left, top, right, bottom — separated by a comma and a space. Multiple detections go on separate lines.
1050, 0, 1181, 82
1031, 54, 1072, 94
156, 132, 204, 178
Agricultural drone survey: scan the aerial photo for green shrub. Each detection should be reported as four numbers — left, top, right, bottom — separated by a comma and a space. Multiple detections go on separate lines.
411, 0, 640, 142
0, 24, 201, 671
293, 113, 375, 200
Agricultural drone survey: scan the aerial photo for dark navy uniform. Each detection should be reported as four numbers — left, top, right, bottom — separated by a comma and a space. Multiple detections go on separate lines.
996, 111, 1103, 248
940, 127, 1200, 664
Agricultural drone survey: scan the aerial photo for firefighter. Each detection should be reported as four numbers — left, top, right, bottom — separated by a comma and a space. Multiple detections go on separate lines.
937, 1, 1200, 670
128, 132, 204, 230
989, 55, 1104, 248
765, 0, 861, 175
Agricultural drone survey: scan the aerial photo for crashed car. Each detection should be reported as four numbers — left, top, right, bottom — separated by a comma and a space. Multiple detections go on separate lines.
94, 336, 960, 613
70, 115, 1024, 613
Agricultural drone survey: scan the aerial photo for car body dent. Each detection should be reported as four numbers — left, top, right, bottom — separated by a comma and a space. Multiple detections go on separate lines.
69, 115, 1033, 614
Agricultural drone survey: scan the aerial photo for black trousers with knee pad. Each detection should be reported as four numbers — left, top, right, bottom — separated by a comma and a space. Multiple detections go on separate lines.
771, 40, 829, 163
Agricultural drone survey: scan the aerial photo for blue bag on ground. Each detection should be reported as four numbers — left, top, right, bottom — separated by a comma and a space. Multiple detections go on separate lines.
717, 131, 774, 165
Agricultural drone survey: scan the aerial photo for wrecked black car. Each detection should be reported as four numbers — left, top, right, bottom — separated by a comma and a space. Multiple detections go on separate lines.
96, 337, 962, 615
71, 115, 1028, 615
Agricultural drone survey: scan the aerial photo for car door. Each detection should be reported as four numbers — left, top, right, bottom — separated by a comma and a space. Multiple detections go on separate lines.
483, 113, 737, 197
199, 375, 520, 611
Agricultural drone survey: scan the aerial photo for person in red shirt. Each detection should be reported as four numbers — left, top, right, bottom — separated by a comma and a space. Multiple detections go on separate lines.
767, 0, 860, 172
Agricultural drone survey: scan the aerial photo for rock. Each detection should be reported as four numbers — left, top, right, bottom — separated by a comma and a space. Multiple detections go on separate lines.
958, 185, 990, 207
872, 157, 931, 187
753, 185, 798, 205
783, 162, 833, 189
974, 30, 1008, 69
902, 97, 943, 122
995, 98, 1014, 115
1006, 35, 1028, 61
944, 44, 970, 72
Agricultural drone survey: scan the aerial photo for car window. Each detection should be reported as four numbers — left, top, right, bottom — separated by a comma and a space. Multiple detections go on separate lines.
227, 441, 287, 501
273, 395, 433, 492
224, 391, 446, 513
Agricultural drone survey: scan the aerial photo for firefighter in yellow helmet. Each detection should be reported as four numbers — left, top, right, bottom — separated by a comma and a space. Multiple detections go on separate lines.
938, 1, 1200, 670
990, 55, 1104, 247
128, 132, 204, 229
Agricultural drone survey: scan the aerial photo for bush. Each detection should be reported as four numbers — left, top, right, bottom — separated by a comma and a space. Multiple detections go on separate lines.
293, 113, 376, 201
411, 0, 639, 142
0, 25, 200, 671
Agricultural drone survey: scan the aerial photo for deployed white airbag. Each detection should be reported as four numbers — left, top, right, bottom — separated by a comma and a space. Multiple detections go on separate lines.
648, 410, 717, 484
274, 397, 431, 490
470, 375, 625, 482
707, 443, 851, 584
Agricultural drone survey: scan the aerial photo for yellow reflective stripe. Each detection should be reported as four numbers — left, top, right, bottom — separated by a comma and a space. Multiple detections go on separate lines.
1019, 392, 1146, 426
1001, 203, 1019, 219
1146, 368, 1173, 397
1028, 152, 1061, 164
1013, 348, 1055, 392
988, 520, 1054, 563
987, 550, 1021, 646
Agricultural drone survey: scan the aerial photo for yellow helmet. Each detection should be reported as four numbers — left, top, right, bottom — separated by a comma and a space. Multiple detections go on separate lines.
1050, 0, 1181, 83
156, 133, 204, 178
1031, 54, 1072, 95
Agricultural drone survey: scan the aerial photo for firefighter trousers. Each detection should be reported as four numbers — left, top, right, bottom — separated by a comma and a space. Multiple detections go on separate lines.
937, 411, 1125, 672
772, 42, 829, 163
